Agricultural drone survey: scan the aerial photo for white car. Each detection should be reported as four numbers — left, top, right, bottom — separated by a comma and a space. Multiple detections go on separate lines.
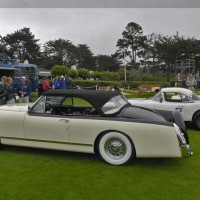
129, 87, 200, 130
0, 89, 192, 165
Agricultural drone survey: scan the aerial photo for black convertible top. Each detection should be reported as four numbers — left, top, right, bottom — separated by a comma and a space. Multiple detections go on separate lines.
44, 89, 124, 109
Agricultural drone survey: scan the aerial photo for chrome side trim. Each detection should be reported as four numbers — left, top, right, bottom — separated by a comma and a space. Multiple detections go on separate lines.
174, 123, 186, 145
0, 136, 93, 147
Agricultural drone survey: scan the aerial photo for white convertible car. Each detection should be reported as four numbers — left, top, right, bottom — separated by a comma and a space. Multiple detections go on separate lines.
0, 89, 192, 165
129, 87, 200, 130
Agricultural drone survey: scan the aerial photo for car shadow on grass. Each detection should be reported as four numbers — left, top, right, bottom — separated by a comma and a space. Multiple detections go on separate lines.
0, 144, 188, 168
1, 144, 98, 162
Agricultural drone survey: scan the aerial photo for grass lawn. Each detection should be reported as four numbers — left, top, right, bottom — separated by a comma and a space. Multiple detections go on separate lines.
0, 129, 199, 200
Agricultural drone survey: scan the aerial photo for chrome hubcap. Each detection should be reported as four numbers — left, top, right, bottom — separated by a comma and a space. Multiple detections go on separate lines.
105, 137, 126, 160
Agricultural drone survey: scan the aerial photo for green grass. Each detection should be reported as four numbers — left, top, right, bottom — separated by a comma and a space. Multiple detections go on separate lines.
0, 129, 199, 200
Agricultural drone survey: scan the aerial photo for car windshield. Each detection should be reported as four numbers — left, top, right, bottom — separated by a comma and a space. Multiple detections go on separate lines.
151, 91, 163, 102
101, 95, 128, 114
151, 89, 200, 102
30, 95, 66, 113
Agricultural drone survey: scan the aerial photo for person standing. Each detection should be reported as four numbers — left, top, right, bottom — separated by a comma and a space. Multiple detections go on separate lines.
25, 75, 33, 102
60, 75, 67, 89
65, 75, 73, 89
38, 79, 44, 97
42, 77, 51, 92
0, 76, 15, 104
175, 73, 182, 87
17, 76, 31, 103
52, 76, 60, 89
186, 74, 197, 92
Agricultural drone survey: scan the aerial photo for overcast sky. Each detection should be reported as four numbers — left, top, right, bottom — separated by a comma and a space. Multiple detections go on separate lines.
0, 8, 199, 56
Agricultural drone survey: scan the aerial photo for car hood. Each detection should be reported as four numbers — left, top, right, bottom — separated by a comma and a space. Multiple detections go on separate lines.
0, 103, 29, 112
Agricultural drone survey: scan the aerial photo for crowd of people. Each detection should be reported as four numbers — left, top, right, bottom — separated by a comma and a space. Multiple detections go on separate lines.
0, 74, 73, 105
176, 73, 198, 92
0, 70, 199, 105
0, 75, 32, 105
38, 75, 73, 97
185, 74, 197, 92
52, 75, 73, 90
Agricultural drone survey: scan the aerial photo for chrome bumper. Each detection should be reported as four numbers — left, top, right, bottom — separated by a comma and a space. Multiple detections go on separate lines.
173, 123, 193, 157
180, 144, 193, 157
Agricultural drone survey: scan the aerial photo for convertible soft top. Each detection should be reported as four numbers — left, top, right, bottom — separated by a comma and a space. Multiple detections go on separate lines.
44, 89, 124, 109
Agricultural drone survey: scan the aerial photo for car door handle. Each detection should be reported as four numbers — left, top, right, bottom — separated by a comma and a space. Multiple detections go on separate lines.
175, 106, 184, 112
60, 119, 69, 123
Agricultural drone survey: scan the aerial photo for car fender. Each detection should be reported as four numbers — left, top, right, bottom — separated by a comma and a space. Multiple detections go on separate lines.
155, 109, 189, 144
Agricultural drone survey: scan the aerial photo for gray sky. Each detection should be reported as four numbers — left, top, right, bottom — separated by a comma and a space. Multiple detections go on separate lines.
1, 0, 200, 8
0, 8, 199, 55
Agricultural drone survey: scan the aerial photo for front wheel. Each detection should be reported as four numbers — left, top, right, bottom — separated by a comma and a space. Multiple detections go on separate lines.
193, 111, 200, 130
97, 132, 135, 165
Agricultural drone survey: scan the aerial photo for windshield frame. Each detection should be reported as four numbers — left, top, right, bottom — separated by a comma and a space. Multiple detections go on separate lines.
101, 95, 129, 115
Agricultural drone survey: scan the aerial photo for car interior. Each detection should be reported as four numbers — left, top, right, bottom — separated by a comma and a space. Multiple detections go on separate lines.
47, 104, 99, 116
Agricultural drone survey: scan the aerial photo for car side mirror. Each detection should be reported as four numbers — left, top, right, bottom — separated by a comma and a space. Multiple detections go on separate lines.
160, 97, 163, 103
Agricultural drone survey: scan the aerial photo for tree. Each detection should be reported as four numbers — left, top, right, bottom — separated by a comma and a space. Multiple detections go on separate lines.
95, 54, 121, 71
100, 71, 120, 81
76, 44, 95, 70
139, 33, 162, 75
91, 71, 102, 80
69, 69, 78, 79
77, 68, 90, 79
42, 38, 77, 69
3, 27, 40, 63
51, 65, 70, 77
153, 33, 200, 77
116, 22, 146, 69
0, 36, 7, 53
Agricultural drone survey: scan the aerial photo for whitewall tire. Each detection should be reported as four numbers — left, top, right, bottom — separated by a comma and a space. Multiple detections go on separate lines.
193, 111, 200, 130
98, 132, 135, 165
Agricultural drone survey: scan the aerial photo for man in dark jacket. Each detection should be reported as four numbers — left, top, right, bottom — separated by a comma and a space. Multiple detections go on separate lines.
17, 76, 31, 103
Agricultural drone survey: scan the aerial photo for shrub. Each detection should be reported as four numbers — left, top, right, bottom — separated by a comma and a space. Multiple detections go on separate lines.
51, 65, 70, 77
77, 68, 90, 80
72, 80, 169, 89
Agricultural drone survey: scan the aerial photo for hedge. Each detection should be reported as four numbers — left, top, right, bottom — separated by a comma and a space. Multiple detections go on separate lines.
72, 80, 170, 89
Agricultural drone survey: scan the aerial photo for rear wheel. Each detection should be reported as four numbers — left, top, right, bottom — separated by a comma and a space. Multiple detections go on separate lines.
97, 132, 135, 165
193, 111, 200, 130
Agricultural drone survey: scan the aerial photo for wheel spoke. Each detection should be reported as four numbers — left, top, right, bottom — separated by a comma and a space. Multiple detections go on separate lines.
104, 137, 127, 160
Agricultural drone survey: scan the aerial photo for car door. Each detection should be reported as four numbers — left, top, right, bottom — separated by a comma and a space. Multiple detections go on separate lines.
24, 114, 70, 142
24, 96, 70, 142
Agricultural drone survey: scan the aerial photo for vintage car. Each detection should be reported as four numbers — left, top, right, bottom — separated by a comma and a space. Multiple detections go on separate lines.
129, 87, 200, 130
0, 89, 192, 165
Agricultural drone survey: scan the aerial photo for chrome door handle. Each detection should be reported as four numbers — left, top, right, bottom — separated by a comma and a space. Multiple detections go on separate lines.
175, 107, 184, 112
60, 119, 69, 123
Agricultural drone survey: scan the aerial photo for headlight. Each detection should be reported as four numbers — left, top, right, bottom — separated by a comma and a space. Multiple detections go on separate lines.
174, 123, 186, 145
